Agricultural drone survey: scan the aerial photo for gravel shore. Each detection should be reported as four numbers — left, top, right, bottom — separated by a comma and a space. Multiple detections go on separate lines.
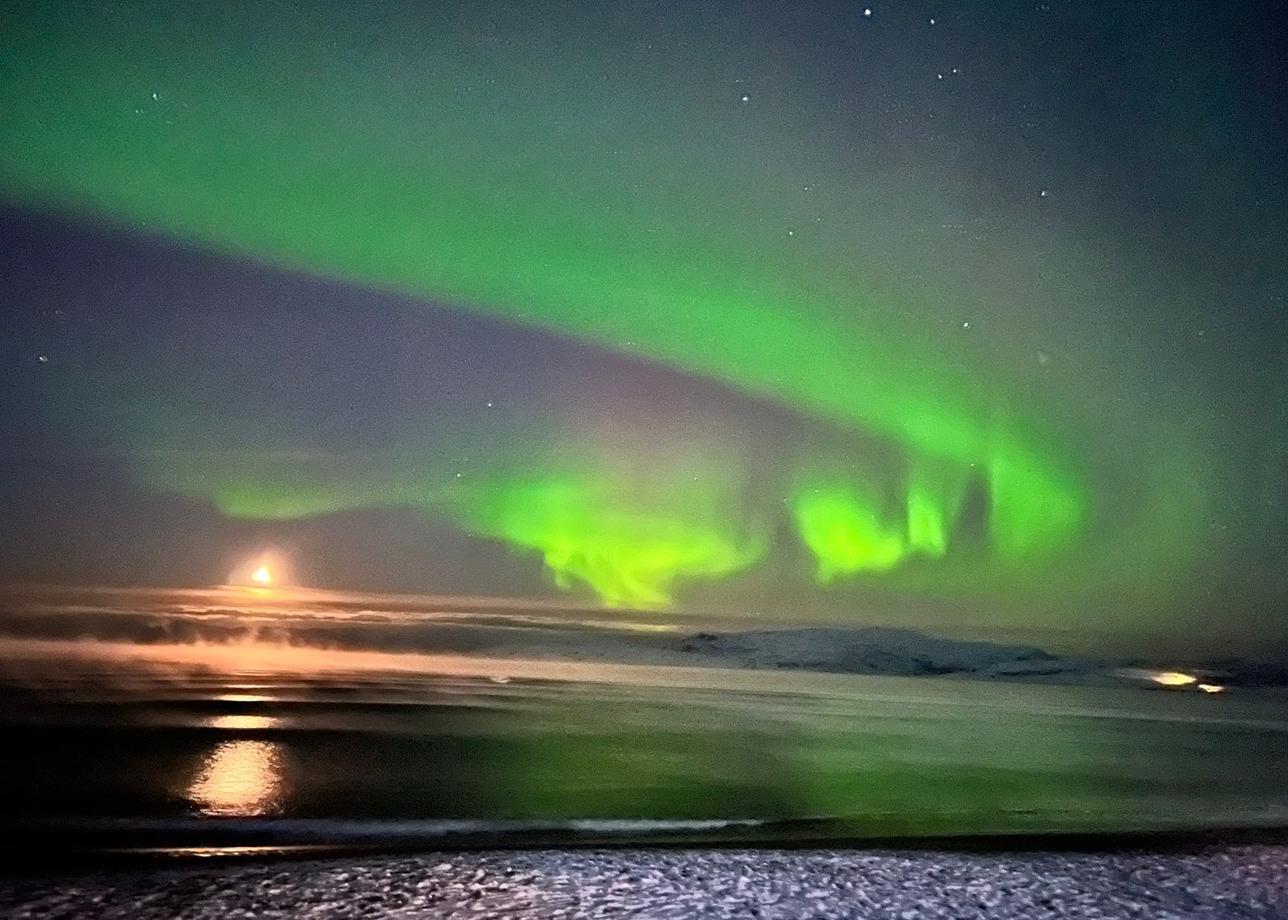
3, 845, 1286, 919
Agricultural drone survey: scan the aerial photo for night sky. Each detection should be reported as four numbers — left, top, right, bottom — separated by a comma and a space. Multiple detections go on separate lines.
2, 1, 1285, 648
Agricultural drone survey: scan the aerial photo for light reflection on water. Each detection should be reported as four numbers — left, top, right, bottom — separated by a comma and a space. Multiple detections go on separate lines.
187, 740, 287, 816
207, 714, 279, 730
1, 585, 1285, 840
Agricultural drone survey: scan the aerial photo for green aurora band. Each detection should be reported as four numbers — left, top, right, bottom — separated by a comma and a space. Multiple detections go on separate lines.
794, 455, 974, 583
0, 2, 1214, 609
450, 475, 766, 608
129, 437, 771, 607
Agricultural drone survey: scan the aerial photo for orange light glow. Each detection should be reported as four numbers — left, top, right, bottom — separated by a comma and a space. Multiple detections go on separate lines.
229, 552, 293, 588
188, 740, 286, 816
209, 714, 279, 730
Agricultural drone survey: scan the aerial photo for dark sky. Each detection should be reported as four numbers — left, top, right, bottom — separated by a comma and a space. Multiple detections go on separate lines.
1, 1, 1285, 649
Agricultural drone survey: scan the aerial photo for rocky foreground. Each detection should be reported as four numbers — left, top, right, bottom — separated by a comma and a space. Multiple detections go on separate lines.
3, 845, 1286, 919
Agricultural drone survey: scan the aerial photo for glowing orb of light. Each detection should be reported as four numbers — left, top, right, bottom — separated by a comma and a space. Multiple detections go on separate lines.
229, 551, 293, 588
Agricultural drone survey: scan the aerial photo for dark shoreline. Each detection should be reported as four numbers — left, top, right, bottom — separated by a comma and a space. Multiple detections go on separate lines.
7, 817, 1288, 875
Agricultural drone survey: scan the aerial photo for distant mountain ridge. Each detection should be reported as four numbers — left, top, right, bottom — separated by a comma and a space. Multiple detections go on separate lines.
668, 627, 1091, 680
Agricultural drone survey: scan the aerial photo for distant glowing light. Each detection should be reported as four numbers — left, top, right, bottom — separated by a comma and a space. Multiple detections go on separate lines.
1150, 671, 1198, 687
1197, 683, 1226, 694
233, 554, 292, 588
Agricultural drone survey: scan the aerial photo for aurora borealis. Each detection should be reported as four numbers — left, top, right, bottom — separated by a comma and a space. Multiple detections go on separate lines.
2, 1, 1286, 645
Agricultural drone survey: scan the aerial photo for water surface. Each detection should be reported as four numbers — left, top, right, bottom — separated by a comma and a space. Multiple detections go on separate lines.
2, 586, 1285, 854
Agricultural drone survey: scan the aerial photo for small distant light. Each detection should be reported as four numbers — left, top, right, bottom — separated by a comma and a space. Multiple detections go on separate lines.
1040, 189, 1050, 198
1197, 683, 1226, 694
740, 94, 750, 103
37, 354, 49, 364
1150, 671, 1197, 687
863, 7, 872, 17
929, 17, 936, 24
